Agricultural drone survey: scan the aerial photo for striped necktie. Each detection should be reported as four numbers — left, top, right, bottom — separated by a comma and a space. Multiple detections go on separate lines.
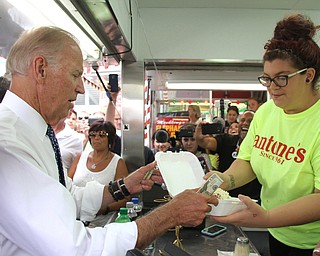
46, 125, 66, 186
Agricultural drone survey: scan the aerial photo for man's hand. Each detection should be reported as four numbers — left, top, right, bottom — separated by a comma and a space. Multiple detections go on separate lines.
124, 162, 163, 194
165, 189, 219, 227
135, 188, 219, 249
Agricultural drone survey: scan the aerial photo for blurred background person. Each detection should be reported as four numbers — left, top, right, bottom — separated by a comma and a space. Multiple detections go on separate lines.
66, 109, 78, 131
178, 123, 213, 173
247, 96, 263, 112
224, 105, 239, 133
227, 122, 239, 135
188, 104, 202, 124
53, 114, 83, 172
151, 128, 172, 155
92, 111, 105, 119
0, 76, 10, 102
76, 110, 90, 134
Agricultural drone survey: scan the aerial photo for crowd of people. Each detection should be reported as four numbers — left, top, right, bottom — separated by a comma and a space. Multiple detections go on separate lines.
0, 12, 319, 256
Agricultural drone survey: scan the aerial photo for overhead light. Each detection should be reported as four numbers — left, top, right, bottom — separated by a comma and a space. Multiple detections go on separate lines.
6, 0, 101, 59
165, 81, 267, 91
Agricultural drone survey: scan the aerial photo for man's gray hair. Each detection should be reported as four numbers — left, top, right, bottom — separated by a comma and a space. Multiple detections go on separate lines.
6, 26, 80, 78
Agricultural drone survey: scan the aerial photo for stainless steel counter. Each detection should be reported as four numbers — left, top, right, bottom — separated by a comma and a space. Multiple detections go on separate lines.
151, 218, 260, 256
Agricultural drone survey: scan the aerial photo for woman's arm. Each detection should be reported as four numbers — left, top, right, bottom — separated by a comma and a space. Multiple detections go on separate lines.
107, 158, 130, 212
211, 191, 320, 228
205, 159, 256, 191
223, 159, 257, 190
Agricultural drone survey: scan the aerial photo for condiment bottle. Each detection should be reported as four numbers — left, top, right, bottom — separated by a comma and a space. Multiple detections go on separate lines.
234, 236, 250, 256
114, 208, 131, 223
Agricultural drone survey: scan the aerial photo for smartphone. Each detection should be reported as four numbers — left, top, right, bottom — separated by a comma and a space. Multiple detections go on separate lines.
88, 117, 102, 126
197, 156, 210, 173
201, 224, 227, 237
202, 123, 223, 135
175, 129, 194, 139
109, 74, 119, 92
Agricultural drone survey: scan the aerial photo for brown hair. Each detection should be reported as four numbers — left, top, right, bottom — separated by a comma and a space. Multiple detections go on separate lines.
227, 105, 239, 115
89, 120, 116, 148
263, 13, 320, 90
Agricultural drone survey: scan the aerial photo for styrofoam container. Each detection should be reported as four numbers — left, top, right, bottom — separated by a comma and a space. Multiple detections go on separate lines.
209, 198, 247, 216
155, 151, 204, 197
155, 151, 247, 217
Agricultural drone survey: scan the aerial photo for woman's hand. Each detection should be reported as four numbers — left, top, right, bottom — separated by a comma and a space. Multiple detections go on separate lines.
209, 194, 269, 228
204, 171, 231, 191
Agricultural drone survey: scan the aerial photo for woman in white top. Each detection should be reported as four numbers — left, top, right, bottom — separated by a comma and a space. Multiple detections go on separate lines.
69, 120, 129, 215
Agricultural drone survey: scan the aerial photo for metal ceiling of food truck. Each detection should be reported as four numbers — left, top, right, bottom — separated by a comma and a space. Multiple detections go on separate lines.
136, 0, 320, 10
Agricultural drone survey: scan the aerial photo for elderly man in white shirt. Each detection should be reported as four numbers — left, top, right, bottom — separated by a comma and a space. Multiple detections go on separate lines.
0, 26, 218, 256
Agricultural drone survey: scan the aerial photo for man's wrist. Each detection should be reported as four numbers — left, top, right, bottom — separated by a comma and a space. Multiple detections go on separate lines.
108, 179, 131, 201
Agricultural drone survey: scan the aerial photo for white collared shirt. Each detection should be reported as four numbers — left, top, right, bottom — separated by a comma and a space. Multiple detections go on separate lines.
0, 91, 137, 256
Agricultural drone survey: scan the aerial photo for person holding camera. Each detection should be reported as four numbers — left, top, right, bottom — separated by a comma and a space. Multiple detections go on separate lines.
195, 110, 261, 201
177, 123, 214, 173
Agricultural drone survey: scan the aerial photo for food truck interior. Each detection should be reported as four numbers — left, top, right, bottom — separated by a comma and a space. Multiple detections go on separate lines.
1, 1, 319, 255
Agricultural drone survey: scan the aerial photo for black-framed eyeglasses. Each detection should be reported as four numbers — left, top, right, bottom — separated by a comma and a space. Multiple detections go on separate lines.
89, 131, 108, 138
257, 68, 307, 87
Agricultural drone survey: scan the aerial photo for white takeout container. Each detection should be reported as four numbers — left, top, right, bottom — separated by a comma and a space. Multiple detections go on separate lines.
209, 198, 247, 216
155, 151, 247, 216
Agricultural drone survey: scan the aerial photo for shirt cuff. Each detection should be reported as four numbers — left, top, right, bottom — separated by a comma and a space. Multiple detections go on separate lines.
102, 221, 138, 256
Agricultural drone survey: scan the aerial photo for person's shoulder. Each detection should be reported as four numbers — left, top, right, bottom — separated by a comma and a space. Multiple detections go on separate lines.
256, 100, 274, 112
112, 152, 121, 160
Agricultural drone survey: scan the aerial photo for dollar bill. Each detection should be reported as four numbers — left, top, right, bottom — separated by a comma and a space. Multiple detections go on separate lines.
197, 173, 223, 196
143, 169, 154, 180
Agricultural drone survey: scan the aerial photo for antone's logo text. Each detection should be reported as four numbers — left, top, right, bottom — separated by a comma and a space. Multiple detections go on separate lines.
253, 135, 306, 164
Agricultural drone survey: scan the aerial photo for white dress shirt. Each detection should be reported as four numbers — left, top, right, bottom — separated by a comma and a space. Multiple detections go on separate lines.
0, 91, 137, 256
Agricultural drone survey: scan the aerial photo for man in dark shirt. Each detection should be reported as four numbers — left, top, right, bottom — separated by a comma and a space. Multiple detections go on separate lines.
195, 110, 261, 202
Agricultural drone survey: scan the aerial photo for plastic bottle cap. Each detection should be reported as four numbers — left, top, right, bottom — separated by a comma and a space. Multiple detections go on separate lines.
119, 208, 128, 214
126, 202, 134, 208
131, 198, 139, 204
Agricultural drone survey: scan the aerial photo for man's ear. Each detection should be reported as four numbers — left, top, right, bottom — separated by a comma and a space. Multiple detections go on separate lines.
34, 56, 47, 80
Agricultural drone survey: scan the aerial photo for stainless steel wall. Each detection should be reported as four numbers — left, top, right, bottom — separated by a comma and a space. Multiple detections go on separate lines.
121, 61, 145, 172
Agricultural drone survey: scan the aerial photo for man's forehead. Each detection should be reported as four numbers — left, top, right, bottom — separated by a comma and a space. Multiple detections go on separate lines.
241, 111, 254, 119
